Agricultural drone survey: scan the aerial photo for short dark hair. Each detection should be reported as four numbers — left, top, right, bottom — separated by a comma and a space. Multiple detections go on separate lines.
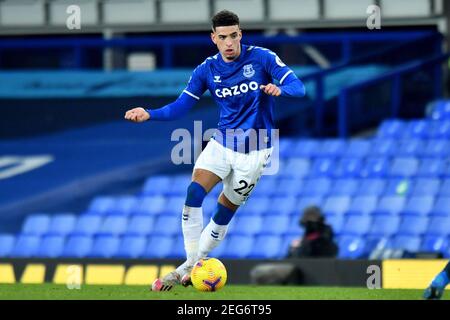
211, 10, 240, 30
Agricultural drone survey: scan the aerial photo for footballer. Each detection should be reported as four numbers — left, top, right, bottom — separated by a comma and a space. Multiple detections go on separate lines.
125, 10, 306, 291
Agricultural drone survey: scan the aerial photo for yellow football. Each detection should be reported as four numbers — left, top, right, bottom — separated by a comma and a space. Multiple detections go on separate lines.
190, 257, 227, 292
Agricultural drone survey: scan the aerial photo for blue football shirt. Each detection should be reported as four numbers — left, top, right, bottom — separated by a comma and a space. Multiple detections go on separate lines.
183, 44, 302, 152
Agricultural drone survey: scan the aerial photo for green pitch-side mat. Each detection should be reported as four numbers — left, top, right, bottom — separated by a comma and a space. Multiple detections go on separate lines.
0, 284, 447, 300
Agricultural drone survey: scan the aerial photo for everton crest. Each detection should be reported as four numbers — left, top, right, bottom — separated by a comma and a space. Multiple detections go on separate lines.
243, 64, 255, 78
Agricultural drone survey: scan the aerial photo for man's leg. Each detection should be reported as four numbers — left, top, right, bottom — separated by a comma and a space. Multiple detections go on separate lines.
152, 169, 221, 291
197, 192, 239, 259
176, 169, 221, 274
423, 260, 450, 300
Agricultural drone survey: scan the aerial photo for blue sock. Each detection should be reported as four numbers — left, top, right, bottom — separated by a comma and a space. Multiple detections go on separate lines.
185, 182, 207, 207
212, 203, 236, 225
432, 271, 450, 289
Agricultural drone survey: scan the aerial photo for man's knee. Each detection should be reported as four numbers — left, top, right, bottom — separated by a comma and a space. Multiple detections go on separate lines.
185, 181, 207, 207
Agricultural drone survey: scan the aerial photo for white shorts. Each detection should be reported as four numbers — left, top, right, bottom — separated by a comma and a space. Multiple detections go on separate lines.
194, 138, 273, 206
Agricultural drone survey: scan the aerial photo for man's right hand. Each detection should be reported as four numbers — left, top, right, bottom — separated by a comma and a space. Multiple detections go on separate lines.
124, 107, 150, 122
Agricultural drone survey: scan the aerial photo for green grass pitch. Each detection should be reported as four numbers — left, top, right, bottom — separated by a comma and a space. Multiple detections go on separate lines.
0, 284, 447, 300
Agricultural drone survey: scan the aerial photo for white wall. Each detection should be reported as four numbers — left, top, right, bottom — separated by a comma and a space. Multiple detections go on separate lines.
0, 0, 45, 26
381, 0, 430, 18
214, 0, 264, 22
268, 0, 320, 21
103, 0, 156, 24
160, 0, 209, 23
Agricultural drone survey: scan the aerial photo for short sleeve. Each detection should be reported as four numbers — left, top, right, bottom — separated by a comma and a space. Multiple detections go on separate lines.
260, 49, 297, 85
183, 62, 207, 100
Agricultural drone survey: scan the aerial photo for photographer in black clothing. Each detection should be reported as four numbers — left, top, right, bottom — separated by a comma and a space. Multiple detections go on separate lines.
287, 206, 338, 258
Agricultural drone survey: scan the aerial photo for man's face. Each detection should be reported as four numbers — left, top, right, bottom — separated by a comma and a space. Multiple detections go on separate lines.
211, 25, 242, 62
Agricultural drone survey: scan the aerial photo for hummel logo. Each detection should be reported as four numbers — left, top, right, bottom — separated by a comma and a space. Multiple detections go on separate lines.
213, 76, 222, 83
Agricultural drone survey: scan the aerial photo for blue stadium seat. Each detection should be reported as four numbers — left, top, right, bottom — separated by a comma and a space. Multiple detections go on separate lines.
133, 196, 166, 215
282, 158, 311, 178
397, 214, 429, 235
364, 236, 389, 257
165, 196, 187, 215
47, 214, 76, 236
239, 196, 271, 215
411, 178, 441, 197
61, 235, 93, 258
36, 235, 65, 258
389, 235, 421, 252
325, 214, 344, 235
221, 235, 254, 258
405, 120, 429, 139
302, 178, 332, 196
426, 216, 450, 236
252, 177, 280, 197
271, 178, 303, 197
375, 196, 406, 215
430, 100, 450, 120
343, 140, 371, 158
432, 197, 450, 216
348, 196, 378, 215
266, 197, 298, 216
164, 175, 190, 196
152, 216, 181, 236
337, 235, 366, 259
361, 157, 390, 178
311, 158, 335, 177
296, 196, 323, 213
229, 216, 263, 236
316, 139, 346, 158
285, 215, 304, 237
141, 175, 172, 196
259, 215, 290, 235
21, 214, 50, 236
88, 235, 120, 258
71, 215, 102, 236
10, 235, 41, 258
114, 235, 147, 259
167, 235, 185, 259
87, 196, 116, 215
389, 158, 419, 178
202, 196, 217, 215
377, 120, 407, 139
383, 179, 413, 196
396, 140, 423, 157
368, 215, 400, 237
334, 158, 363, 178
142, 235, 174, 258
416, 159, 445, 178
0, 234, 15, 257
278, 138, 296, 158
340, 214, 371, 236
370, 139, 397, 157
125, 215, 154, 236
356, 179, 386, 197
290, 140, 320, 158
248, 235, 283, 259
421, 140, 450, 158
329, 179, 359, 196
97, 216, 128, 236
402, 196, 434, 216
420, 236, 449, 253
428, 120, 450, 139
322, 196, 351, 215
438, 179, 450, 197
111, 196, 139, 216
